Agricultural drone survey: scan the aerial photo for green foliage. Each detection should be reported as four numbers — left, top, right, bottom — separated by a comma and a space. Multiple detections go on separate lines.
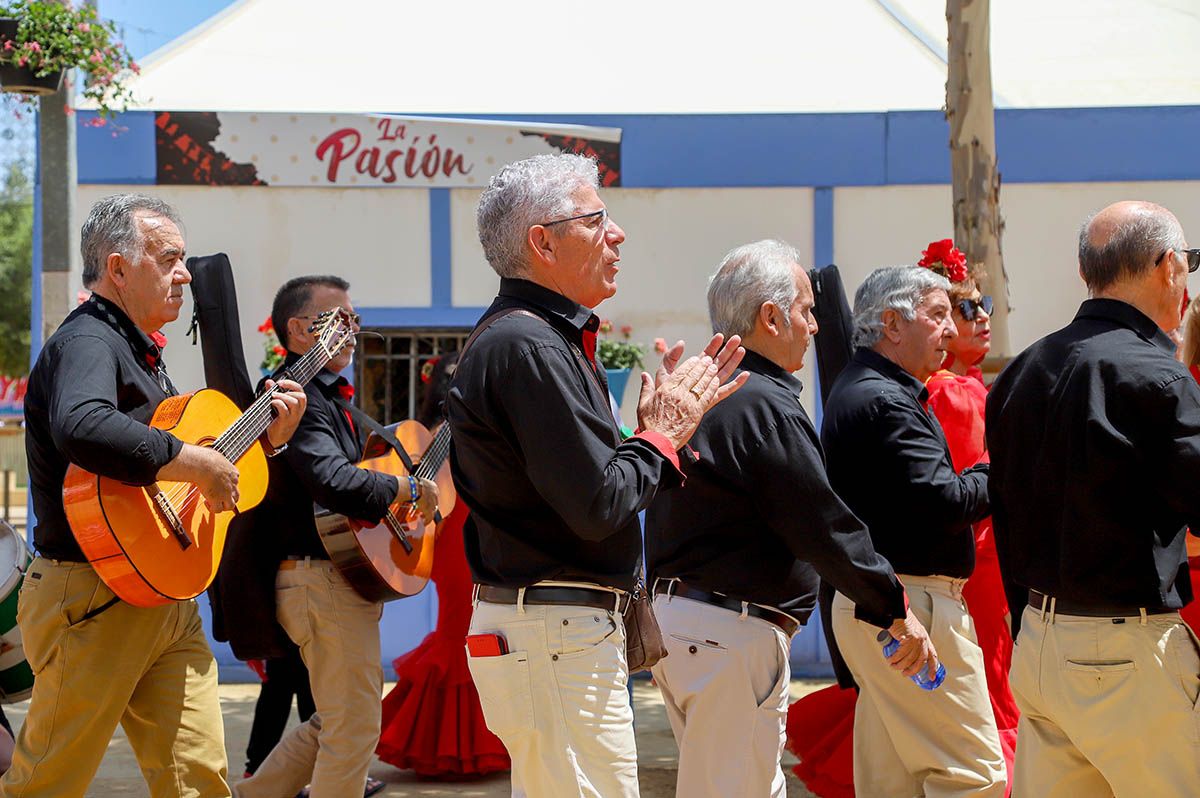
0, 1, 138, 118
0, 161, 31, 376
596, 319, 644, 370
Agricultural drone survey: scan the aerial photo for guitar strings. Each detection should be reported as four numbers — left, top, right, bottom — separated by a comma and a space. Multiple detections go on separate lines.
159, 325, 346, 517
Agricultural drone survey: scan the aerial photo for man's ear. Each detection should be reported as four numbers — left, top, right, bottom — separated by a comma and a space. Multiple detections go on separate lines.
881, 308, 903, 344
286, 317, 309, 352
758, 302, 781, 337
105, 252, 127, 287
527, 224, 556, 270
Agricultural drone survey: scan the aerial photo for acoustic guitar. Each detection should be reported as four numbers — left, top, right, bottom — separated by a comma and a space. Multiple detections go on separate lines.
63, 309, 356, 607
315, 420, 456, 602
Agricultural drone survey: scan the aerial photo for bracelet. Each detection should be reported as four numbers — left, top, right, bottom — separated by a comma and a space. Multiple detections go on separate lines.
406, 475, 419, 504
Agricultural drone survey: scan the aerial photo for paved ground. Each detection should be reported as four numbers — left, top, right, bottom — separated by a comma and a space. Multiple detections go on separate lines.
4, 678, 831, 796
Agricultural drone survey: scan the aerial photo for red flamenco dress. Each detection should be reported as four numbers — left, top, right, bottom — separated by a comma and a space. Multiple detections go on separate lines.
375, 500, 511, 777
786, 365, 1017, 797
1180, 364, 1200, 636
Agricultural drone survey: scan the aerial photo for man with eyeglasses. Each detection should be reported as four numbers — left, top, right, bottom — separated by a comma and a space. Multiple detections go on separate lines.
235, 275, 439, 798
989, 201, 1200, 796
448, 153, 748, 797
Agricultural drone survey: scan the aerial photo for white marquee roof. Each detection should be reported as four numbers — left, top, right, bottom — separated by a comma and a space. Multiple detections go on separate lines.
118, 0, 1200, 114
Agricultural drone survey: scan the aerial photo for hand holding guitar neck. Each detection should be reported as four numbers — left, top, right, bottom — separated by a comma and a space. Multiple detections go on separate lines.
261, 378, 308, 450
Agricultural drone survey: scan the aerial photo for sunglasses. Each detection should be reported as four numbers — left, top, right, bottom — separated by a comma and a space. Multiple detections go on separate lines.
1156, 248, 1200, 273
297, 312, 362, 326
956, 295, 993, 321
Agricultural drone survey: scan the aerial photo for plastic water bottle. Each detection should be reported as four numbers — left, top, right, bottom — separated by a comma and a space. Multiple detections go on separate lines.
877, 629, 946, 690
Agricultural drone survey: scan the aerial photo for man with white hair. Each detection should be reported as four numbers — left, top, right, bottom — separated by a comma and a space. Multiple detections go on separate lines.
645, 241, 936, 797
447, 153, 748, 797
988, 201, 1200, 795
822, 266, 1006, 797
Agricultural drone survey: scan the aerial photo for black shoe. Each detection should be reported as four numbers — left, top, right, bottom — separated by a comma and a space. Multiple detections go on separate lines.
365, 777, 385, 797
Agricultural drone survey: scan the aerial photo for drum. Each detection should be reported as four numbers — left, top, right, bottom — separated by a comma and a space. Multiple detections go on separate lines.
0, 521, 33, 702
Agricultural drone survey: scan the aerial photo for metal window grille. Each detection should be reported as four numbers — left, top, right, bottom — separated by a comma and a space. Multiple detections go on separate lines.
354, 329, 469, 425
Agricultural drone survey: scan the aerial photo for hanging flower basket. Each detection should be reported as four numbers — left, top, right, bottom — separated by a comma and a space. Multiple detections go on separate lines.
0, 17, 58, 94
0, 3, 138, 118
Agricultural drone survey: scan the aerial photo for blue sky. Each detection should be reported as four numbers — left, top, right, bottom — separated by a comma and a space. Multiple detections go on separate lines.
99, 0, 237, 60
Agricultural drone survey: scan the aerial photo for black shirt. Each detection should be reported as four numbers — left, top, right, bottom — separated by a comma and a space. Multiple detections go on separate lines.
264, 354, 398, 559
646, 349, 907, 627
822, 347, 989, 578
987, 298, 1196, 629
448, 278, 682, 592
24, 295, 183, 561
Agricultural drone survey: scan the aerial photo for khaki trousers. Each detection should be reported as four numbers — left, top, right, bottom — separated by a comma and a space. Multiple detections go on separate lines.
650, 594, 792, 798
0, 558, 228, 798
467, 596, 637, 798
1009, 603, 1200, 797
234, 561, 382, 798
832, 575, 1006, 797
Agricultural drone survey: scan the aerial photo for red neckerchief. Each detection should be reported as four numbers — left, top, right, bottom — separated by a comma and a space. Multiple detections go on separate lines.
146, 331, 167, 369
337, 382, 356, 435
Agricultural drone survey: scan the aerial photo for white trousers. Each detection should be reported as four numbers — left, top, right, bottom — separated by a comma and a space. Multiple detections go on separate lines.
467, 598, 638, 798
832, 575, 1006, 798
650, 593, 792, 798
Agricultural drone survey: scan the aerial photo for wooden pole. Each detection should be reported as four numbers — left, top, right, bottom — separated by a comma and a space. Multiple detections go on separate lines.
946, 0, 1010, 356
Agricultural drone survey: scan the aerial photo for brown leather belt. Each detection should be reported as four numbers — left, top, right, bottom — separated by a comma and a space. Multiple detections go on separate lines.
1028, 589, 1172, 618
476, 584, 630, 613
655, 580, 801, 636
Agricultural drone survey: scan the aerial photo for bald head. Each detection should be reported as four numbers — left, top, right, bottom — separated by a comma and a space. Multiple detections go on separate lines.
1079, 201, 1185, 292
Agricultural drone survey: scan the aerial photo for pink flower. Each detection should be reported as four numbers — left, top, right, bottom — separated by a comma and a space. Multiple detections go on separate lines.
3, 41, 13, 51
598, 319, 613, 334
653, 338, 667, 354
16, 57, 26, 67
130, 61, 140, 74
89, 51, 102, 64
26, 41, 40, 52
78, 23, 90, 33
620, 324, 632, 337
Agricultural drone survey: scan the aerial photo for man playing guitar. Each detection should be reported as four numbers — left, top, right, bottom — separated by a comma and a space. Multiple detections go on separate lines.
5, 194, 308, 798
234, 275, 437, 798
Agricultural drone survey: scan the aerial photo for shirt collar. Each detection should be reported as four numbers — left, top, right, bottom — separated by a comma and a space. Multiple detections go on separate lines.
1075, 298, 1176, 352
85, 293, 165, 368
498, 277, 597, 332
739, 348, 804, 397
282, 351, 349, 391
853, 346, 929, 403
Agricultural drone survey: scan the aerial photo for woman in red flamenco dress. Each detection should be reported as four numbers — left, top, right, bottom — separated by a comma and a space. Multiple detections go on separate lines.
1174, 296, 1200, 635
787, 241, 1018, 797
375, 355, 510, 778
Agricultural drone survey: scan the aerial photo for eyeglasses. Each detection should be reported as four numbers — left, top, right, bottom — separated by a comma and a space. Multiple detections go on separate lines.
297, 312, 361, 325
1156, 248, 1200, 273
955, 295, 993, 321
539, 208, 608, 230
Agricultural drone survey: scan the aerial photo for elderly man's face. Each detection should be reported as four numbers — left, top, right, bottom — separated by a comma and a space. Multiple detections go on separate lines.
120, 212, 190, 334
779, 264, 819, 372
546, 184, 626, 309
895, 288, 956, 381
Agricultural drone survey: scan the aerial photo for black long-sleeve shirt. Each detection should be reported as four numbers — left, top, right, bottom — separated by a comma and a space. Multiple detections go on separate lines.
822, 347, 989, 578
25, 295, 183, 561
447, 278, 682, 592
263, 355, 398, 559
987, 298, 1196, 632
646, 349, 907, 627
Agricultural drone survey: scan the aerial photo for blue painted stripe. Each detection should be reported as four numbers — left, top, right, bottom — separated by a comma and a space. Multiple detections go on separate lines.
77, 106, 1200, 189
357, 306, 486, 328
429, 189, 452, 307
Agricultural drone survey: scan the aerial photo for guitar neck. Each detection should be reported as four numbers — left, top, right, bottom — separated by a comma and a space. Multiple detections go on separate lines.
413, 423, 453, 481
211, 345, 330, 463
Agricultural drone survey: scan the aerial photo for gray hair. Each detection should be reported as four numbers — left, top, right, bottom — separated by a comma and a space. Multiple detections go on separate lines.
707, 239, 803, 338
851, 266, 950, 348
476, 154, 600, 279
1078, 206, 1185, 291
81, 194, 183, 287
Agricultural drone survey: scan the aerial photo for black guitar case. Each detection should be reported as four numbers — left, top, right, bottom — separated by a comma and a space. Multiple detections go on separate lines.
188, 253, 293, 660
809, 264, 859, 689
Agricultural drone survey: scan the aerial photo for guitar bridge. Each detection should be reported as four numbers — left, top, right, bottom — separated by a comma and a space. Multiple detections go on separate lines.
385, 511, 414, 555
148, 484, 192, 550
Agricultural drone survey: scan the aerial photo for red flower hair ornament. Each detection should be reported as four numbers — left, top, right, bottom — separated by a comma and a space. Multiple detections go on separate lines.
918, 239, 969, 283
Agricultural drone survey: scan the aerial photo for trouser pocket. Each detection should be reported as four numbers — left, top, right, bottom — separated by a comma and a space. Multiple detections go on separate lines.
467, 649, 535, 736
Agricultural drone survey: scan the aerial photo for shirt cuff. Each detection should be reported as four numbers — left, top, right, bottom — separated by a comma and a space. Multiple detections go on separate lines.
632, 430, 683, 475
